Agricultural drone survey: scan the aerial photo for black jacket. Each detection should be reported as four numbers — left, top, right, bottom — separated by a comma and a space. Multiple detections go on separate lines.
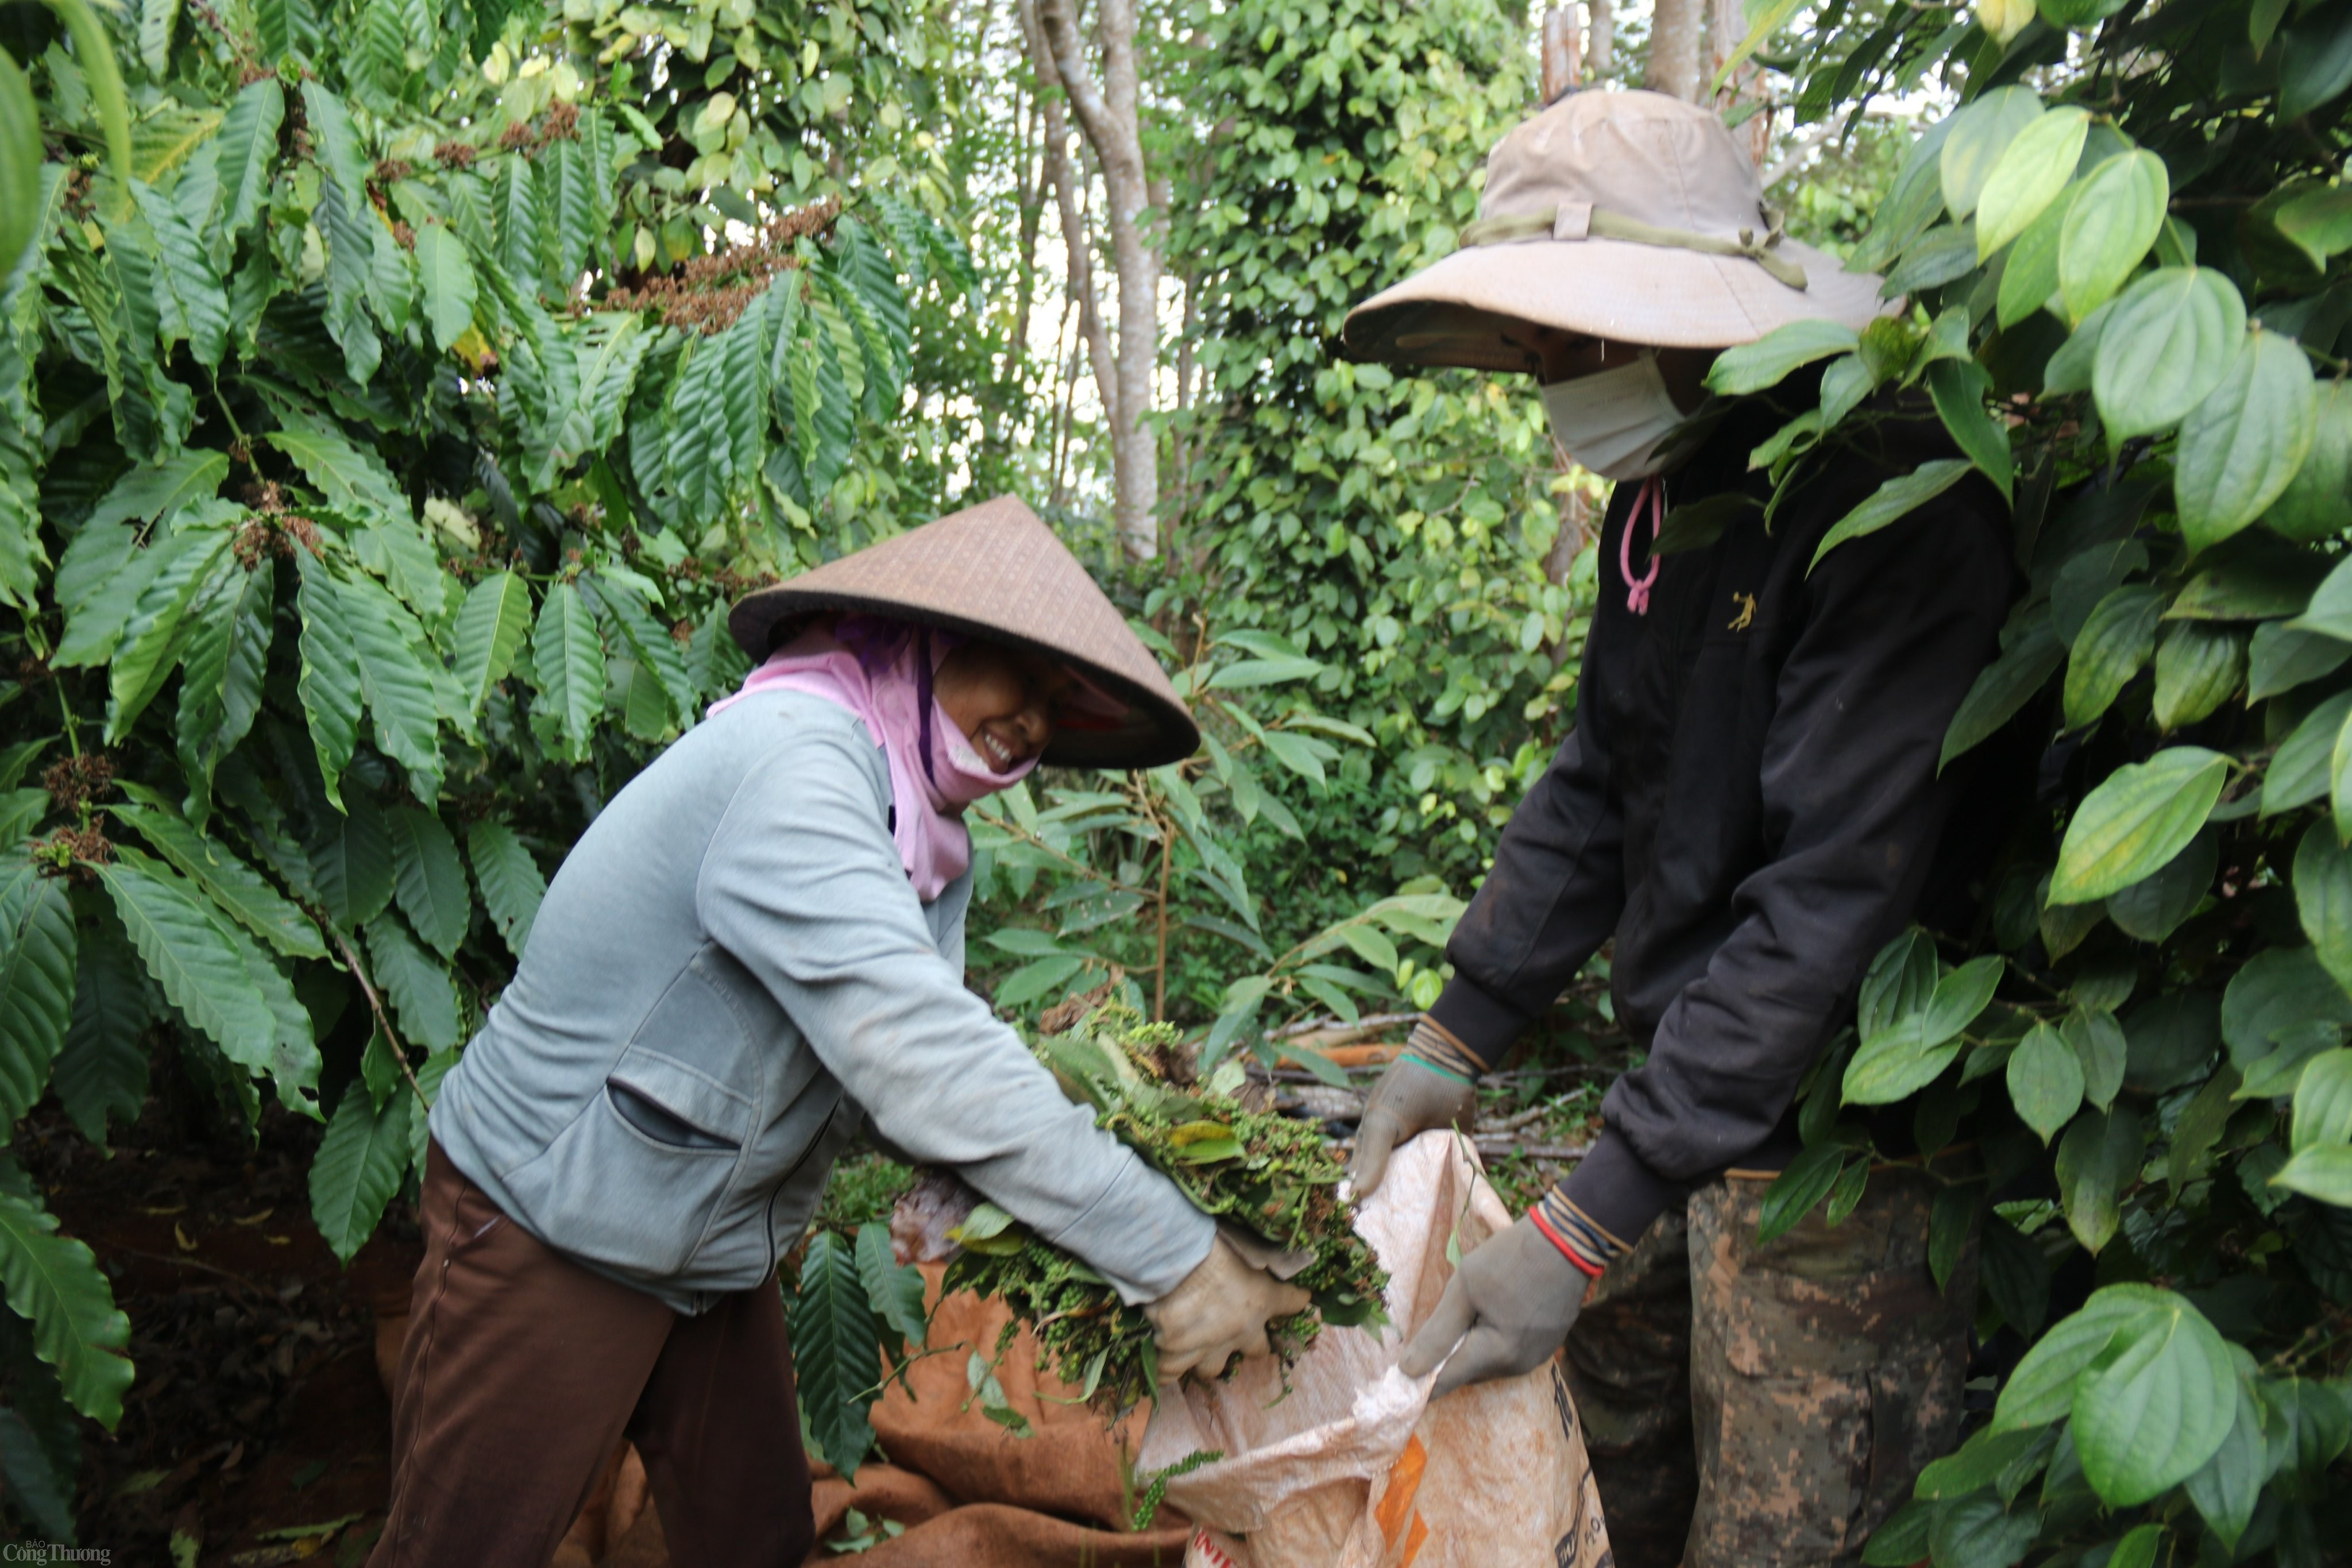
1431, 400, 2016, 1249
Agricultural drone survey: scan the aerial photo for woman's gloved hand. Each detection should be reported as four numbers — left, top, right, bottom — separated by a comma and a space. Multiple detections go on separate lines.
1144, 1231, 1314, 1383
1399, 1213, 1590, 1397
1345, 1051, 1477, 1199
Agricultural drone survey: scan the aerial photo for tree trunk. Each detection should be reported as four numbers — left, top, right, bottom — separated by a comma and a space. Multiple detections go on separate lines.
1541, 6, 1579, 101
1034, 0, 1162, 561
1645, 0, 1703, 102
1586, 0, 1614, 78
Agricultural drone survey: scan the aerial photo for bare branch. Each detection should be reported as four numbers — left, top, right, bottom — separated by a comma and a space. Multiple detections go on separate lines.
1018, 0, 1118, 423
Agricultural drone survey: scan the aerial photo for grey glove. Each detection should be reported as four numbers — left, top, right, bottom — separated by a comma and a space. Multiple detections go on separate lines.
1399, 1212, 1590, 1397
1144, 1229, 1314, 1384
1345, 1054, 1477, 1199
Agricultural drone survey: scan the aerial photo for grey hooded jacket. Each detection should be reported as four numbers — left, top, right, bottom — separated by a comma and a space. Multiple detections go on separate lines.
429, 688, 1215, 1315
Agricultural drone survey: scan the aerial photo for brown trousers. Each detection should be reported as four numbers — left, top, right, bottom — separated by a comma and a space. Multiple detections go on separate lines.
1564, 1164, 1978, 1568
370, 1142, 816, 1568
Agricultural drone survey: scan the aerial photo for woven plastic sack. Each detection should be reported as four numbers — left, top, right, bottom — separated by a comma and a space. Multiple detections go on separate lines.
1140, 1132, 1613, 1567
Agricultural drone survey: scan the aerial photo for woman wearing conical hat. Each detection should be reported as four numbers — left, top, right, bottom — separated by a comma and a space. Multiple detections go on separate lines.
370, 497, 1307, 1567
1342, 91, 2023, 1567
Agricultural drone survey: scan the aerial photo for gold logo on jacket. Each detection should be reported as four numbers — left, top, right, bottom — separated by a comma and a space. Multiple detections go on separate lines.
1728, 592, 1758, 632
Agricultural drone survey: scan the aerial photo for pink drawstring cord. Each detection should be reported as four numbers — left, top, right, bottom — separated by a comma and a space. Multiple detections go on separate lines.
1619, 476, 1664, 615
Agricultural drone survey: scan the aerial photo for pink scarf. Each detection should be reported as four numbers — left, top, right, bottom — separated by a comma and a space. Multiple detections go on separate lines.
707, 618, 1037, 902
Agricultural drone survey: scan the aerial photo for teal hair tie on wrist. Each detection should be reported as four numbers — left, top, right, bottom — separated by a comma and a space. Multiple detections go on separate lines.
1403, 1051, 1476, 1086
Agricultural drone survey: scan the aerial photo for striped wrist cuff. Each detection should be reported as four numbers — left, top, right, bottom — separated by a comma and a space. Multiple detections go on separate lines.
1531, 1187, 1628, 1280
1405, 1017, 1484, 1080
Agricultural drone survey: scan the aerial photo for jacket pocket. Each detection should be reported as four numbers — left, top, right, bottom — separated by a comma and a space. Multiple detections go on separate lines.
500, 1048, 755, 1279
607, 1042, 758, 1149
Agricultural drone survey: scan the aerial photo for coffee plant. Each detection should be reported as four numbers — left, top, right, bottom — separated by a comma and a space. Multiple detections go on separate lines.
0, 0, 968, 1530
1718, 0, 2352, 1560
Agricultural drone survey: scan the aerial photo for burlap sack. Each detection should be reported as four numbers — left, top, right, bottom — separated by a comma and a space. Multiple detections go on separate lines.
1140, 1133, 1611, 1568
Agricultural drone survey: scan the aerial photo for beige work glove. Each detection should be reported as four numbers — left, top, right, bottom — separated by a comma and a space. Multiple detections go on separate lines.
1144, 1229, 1315, 1384
1345, 1054, 1477, 1199
1399, 1213, 1590, 1397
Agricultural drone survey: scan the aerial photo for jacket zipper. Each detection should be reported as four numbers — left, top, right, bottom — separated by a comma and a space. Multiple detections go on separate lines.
762, 1092, 843, 1283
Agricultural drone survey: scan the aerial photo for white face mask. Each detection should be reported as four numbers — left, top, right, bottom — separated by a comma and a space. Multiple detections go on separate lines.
1539, 352, 1687, 481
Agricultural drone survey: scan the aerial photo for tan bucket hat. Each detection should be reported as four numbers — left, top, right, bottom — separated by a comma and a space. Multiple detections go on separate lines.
1342, 90, 1885, 370
728, 495, 1199, 770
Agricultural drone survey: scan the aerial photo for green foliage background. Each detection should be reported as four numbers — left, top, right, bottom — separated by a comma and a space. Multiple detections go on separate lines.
1709, 1, 2352, 1562
5, 0, 2344, 1552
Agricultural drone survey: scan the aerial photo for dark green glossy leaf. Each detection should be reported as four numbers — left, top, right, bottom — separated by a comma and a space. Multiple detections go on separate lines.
2266, 381, 2352, 542
2063, 584, 2162, 729
53, 916, 150, 1149
308, 793, 392, 934
1705, 320, 1861, 396
308, 1077, 411, 1266
1976, 106, 2089, 258
466, 820, 543, 963
1926, 359, 2013, 504
789, 1229, 882, 1481
1927, 1492, 2037, 1568
2221, 944, 2352, 1067
2123, 990, 2222, 1094
2050, 747, 2230, 903
2092, 268, 2247, 442
0, 867, 73, 1126
2176, 331, 2319, 554
2071, 1290, 2236, 1504
2106, 827, 2215, 943
110, 804, 322, 960
364, 912, 461, 1053
1940, 86, 2046, 220
2149, 621, 2245, 729
2261, 690, 2352, 814
1915, 1424, 2047, 1500
2067, 1007, 2129, 1110
385, 806, 469, 960
2057, 151, 2168, 323
2009, 1022, 2084, 1143
2290, 1047, 2352, 1152
1756, 1141, 1849, 1245
2055, 1106, 2144, 1253
1942, 617, 2064, 769
1996, 175, 2081, 327
532, 581, 605, 764
95, 856, 272, 1068
2184, 1376, 2266, 1551
1929, 1180, 1979, 1295
0, 1192, 133, 1428
2169, 1065, 2243, 1192
295, 555, 361, 811
2248, 623, 2349, 700
1980, 1213, 2051, 1338
2280, 1, 2352, 119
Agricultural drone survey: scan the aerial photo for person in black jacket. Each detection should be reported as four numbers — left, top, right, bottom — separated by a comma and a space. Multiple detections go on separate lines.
1338, 90, 2016, 1568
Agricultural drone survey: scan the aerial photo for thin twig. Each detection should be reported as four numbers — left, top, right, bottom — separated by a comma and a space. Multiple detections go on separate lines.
1152, 793, 1172, 1021
324, 925, 430, 1110
972, 809, 1135, 893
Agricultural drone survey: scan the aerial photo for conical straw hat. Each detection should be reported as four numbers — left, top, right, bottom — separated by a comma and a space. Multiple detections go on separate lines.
728, 496, 1199, 770
1343, 90, 1886, 369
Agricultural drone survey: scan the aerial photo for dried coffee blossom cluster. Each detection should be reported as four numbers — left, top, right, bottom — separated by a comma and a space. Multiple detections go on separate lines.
603, 197, 843, 335
234, 482, 323, 566
42, 754, 115, 812
32, 825, 113, 881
